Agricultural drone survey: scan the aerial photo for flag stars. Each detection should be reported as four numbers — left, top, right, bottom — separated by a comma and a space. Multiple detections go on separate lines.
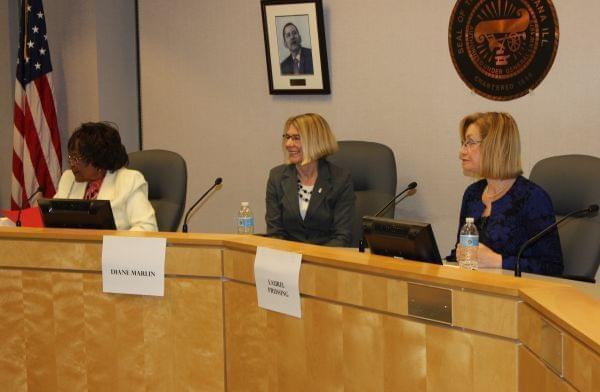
34, 63, 41, 70
44, 34, 47, 40
32, 26, 39, 33
27, 40, 34, 48
37, 11, 44, 19
39, 48, 46, 55
27, 5, 32, 12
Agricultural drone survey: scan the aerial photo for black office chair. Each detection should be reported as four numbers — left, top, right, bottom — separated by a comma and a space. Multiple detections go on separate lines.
328, 141, 397, 247
128, 149, 187, 232
529, 154, 600, 282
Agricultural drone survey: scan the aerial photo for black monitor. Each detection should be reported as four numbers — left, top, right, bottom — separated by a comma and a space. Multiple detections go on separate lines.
362, 216, 442, 264
38, 198, 116, 230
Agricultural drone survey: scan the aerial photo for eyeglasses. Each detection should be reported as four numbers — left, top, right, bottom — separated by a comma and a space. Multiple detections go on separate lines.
282, 134, 301, 142
460, 139, 482, 149
67, 153, 86, 164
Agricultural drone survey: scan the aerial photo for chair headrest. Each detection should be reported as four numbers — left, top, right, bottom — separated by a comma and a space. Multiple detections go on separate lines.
530, 154, 600, 214
328, 141, 397, 193
128, 149, 187, 202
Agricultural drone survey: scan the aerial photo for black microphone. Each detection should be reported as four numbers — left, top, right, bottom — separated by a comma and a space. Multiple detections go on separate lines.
15, 186, 44, 227
515, 204, 599, 277
374, 181, 418, 217
182, 177, 223, 233
359, 181, 418, 252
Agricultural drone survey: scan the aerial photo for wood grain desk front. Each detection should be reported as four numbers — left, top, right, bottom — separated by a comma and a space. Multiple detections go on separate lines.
0, 228, 597, 391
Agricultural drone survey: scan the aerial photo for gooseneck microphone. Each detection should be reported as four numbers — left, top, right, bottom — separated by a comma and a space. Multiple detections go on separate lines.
374, 181, 418, 217
16, 186, 44, 227
359, 181, 418, 252
182, 177, 223, 233
515, 204, 599, 277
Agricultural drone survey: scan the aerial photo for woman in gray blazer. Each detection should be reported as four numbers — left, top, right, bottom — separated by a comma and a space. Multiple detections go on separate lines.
265, 113, 355, 247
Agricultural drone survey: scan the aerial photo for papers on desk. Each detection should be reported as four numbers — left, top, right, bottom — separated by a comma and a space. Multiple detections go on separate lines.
101, 235, 166, 296
0, 217, 16, 227
254, 246, 302, 318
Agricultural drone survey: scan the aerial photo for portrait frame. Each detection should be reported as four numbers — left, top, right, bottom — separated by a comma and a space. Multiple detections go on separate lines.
261, 0, 330, 94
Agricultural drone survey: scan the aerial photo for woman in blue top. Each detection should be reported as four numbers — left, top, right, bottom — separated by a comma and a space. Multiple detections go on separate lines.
451, 112, 563, 276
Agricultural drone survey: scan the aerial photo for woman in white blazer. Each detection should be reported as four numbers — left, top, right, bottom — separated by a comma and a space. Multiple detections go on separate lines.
54, 122, 158, 231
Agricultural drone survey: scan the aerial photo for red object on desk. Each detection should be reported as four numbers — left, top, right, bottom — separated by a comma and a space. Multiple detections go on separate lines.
1, 207, 44, 227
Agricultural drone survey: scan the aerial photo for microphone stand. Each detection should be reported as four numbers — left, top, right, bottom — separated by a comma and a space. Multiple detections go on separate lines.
515, 205, 599, 277
359, 182, 418, 253
374, 182, 417, 218
15, 187, 44, 227
182, 178, 223, 233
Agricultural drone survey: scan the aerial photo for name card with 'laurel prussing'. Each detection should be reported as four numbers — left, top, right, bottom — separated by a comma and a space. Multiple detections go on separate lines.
254, 246, 302, 318
102, 235, 166, 296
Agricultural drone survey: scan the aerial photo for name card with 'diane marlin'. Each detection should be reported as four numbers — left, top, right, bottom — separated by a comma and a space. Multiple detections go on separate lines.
102, 235, 166, 296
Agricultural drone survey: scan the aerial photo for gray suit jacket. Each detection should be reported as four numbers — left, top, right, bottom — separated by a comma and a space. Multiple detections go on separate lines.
265, 159, 355, 247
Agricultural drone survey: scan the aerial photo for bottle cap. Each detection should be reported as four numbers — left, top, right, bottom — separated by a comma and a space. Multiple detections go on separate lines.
241, 202, 249, 207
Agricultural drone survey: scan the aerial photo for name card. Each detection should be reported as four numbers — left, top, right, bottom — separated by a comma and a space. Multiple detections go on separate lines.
102, 235, 166, 296
254, 246, 302, 318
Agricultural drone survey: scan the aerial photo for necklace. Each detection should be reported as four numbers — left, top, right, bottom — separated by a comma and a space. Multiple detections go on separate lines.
297, 179, 313, 203
483, 180, 512, 201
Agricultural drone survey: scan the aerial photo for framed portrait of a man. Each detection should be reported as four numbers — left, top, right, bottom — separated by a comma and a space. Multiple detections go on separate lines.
261, 0, 330, 94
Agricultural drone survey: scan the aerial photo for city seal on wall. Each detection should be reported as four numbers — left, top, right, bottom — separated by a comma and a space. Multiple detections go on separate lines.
449, 0, 559, 101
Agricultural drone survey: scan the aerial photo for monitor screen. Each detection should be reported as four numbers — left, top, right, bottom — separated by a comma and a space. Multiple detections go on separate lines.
38, 198, 116, 230
362, 216, 442, 264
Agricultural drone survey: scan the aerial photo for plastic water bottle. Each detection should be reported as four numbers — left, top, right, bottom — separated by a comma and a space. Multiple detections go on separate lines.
237, 202, 254, 234
457, 217, 479, 270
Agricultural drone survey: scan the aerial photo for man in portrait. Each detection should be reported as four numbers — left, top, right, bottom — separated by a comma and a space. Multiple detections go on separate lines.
280, 22, 314, 75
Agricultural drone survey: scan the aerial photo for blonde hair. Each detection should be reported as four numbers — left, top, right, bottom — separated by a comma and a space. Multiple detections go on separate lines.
459, 112, 523, 179
283, 113, 338, 165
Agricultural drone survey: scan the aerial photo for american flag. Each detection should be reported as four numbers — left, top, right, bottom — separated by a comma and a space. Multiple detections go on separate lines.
11, 0, 62, 209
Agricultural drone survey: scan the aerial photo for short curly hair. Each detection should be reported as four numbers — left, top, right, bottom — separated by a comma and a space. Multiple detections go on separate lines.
68, 122, 129, 171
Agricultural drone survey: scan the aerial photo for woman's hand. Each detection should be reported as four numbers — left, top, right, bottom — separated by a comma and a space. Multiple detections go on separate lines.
477, 243, 502, 268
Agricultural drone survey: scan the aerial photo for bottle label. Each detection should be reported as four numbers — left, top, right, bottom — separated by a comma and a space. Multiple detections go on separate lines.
239, 217, 254, 228
459, 234, 479, 247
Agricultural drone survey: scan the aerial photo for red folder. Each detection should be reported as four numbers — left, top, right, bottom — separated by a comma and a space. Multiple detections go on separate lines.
1, 207, 44, 227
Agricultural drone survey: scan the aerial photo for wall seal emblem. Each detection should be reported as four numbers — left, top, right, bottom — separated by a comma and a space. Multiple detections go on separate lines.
449, 0, 559, 101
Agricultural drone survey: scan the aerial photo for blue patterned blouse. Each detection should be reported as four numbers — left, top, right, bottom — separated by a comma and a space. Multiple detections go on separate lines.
448, 176, 564, 276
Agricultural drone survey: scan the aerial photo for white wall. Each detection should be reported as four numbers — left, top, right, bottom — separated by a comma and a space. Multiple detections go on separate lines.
96, 0, 140, 150
47, 0, 139, 151
137, 0, 600, 254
